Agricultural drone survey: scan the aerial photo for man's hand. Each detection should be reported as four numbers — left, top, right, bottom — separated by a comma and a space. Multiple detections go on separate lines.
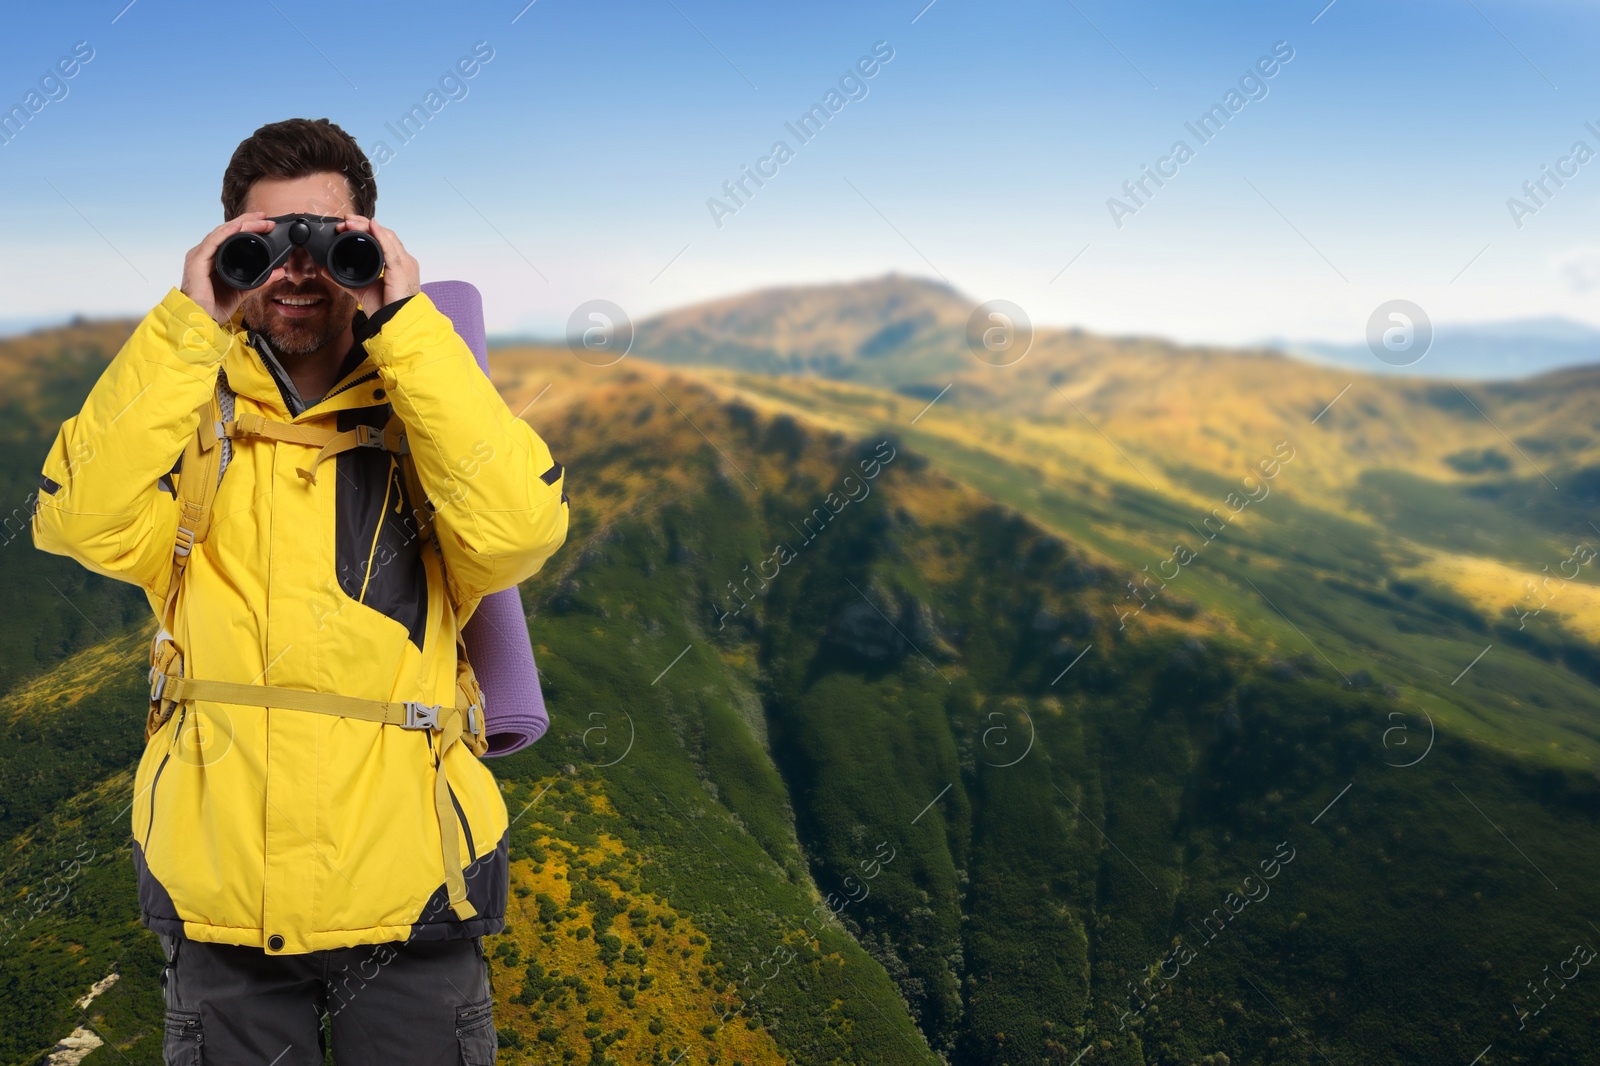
335, 216, 421, 314
179, 212, 277, 326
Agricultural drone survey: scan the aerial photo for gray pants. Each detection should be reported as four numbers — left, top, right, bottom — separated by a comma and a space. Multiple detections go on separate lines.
159, 934, 497, 1065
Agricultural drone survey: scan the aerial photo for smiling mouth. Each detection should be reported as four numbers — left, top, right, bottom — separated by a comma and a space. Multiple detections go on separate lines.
270, 292, 326, 318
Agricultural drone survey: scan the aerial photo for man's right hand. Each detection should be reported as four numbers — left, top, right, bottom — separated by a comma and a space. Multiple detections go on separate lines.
179, 212, 277, 325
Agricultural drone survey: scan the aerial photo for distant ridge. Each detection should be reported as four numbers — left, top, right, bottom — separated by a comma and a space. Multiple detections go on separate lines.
0, 313, 104, 339
626, 273, 1600, 385
1278, 315, 1600, 380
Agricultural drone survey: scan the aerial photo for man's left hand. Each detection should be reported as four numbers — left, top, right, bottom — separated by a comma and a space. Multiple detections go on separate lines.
335, 216, 421, 313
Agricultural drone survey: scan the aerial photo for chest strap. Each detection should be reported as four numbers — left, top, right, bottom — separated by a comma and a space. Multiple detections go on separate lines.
152, 674, 480, 734
217, 413, 408, 486
149, 669, 487, 923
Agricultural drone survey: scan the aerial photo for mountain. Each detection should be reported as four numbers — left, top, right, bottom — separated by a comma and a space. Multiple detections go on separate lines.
1283, 315, 1600, 380
631, 273, 975, 387
3, 284, 1600, 1065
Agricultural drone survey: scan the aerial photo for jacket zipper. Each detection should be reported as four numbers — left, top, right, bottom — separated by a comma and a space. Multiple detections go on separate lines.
356, 459, 400, 604
447, 782, 477, 861
144, 706, 185, 850
314, 370, 381, 409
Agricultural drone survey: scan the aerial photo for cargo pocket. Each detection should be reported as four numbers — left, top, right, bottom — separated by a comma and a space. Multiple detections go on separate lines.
454, 995, 496, 1065
163, 1008, 203, 1065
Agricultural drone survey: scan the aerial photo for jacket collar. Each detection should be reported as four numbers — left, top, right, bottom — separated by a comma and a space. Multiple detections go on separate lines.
221, 306, 380, 420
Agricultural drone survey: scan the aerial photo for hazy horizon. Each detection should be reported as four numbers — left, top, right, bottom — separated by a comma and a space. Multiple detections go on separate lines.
8, 270, 1599, 385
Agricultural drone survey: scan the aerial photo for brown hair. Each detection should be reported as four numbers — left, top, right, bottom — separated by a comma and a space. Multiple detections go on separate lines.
220, 117, 376, 221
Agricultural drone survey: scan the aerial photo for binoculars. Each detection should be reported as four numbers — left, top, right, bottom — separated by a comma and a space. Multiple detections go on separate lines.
215, 214, 384, 290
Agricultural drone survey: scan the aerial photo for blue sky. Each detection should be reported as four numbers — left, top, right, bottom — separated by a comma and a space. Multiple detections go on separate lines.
2, 0, 1599, 346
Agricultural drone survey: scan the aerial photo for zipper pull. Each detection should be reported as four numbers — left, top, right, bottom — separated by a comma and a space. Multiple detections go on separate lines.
169, 705, 188, 750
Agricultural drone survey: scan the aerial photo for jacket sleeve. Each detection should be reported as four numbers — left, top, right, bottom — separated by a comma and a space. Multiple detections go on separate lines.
32, 288, 233, 598
361, 292, 569, 604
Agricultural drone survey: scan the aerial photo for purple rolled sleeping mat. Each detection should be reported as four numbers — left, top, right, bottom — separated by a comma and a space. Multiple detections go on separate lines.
419, 280, 549, 756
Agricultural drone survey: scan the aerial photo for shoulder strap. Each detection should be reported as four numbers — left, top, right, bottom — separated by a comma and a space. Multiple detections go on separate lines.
147, 384, 227, 742
386, 412, 438, 554
160, 391, 226, 633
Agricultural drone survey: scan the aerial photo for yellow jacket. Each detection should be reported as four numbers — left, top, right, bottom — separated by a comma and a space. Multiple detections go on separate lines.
32, 287, 568, 954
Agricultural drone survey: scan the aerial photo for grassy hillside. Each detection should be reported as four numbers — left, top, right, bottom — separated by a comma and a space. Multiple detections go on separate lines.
691, 352, 1600, 776
1, 292, 1598, 1066
0, 317, 151, 695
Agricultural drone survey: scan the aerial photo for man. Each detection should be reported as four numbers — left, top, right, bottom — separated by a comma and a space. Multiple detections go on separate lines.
32, 117, 568, 1064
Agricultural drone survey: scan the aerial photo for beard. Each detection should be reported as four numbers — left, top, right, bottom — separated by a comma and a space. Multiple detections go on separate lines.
240, 281, 360, 358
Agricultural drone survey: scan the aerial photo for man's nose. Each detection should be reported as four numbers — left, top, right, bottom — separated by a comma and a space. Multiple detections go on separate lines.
282, 246, 320, 283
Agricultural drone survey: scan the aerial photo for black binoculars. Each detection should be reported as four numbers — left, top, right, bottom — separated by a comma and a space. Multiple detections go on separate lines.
215, 214, 384, 291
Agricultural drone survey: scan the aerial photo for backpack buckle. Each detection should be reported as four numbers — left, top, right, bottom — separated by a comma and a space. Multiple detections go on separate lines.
355, 424, 385, 449
402, 701, 440, 730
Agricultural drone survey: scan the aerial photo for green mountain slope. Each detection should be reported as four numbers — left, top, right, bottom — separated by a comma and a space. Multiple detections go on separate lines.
0, 317, 152, 695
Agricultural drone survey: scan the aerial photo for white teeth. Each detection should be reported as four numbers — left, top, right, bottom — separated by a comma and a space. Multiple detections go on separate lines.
276, 297, 321, 306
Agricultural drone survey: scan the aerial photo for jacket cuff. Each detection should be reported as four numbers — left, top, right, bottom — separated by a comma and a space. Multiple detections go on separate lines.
155, 288, 234, 370
354, 295, 415, 343
361, 292, 466, 372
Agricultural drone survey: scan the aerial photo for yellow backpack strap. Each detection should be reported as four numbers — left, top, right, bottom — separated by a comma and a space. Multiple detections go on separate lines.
294, 424, 390, 484
216, 412, 405, 485
432, 706, 477, 918
218, 412, 337, 447
390, 416, 477, 622
454, 636, 489, 759
147, 393, 225, 741
386, 412, 438, 551
172, 407, 225, 581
